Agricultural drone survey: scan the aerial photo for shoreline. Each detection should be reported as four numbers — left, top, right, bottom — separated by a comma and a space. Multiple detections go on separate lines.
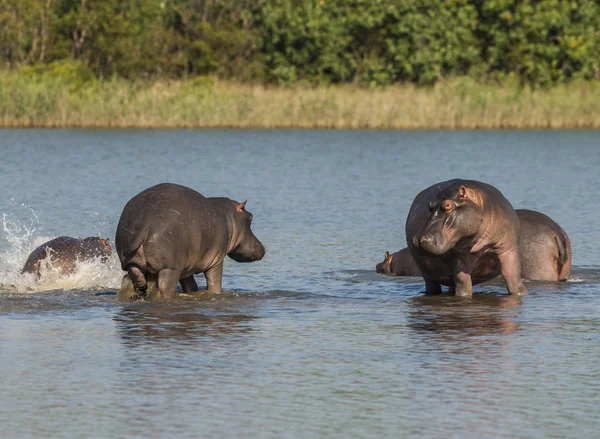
2, 77, 599, 130
2, 123, 599, 129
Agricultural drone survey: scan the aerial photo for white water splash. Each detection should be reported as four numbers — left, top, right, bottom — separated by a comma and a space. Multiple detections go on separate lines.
0, 210, 122, 293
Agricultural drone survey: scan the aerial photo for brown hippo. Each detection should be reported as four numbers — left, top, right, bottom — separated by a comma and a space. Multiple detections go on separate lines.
380, 209, 571, 282
22, 236, 112, 279
115, 183, 265, 301
376, 248, 421, 276
516, 209, 571, 281
406, 179, 527, 297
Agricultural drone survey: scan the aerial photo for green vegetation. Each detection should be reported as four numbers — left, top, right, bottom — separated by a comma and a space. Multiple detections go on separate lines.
1, 0, 599, 128
1, 0, 599, 86
2, 73, 599, 128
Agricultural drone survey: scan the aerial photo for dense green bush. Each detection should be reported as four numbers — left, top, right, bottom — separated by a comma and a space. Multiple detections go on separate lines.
0, 0, 598, 86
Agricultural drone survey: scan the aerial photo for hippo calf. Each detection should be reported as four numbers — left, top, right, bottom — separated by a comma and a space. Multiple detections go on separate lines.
376, 248, 421, 276
115, 183, 265, 300
22, 236, 112, 278
406, 179, 527, 297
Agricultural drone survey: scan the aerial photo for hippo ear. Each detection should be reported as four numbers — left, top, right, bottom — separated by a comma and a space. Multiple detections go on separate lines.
385, 251, 390, 260
236, 200, 247, 212
458, 186, 483, 207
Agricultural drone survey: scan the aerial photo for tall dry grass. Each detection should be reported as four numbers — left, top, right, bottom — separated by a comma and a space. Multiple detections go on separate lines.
1, 74, 599, 129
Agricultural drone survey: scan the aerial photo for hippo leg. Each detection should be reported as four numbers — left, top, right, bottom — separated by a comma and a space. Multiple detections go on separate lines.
157, 269, 181, 300
454, 271, 473, 297
127, 265, 148, 299
498, 250, 528, 296
424, 278, 442, 294
205, 263, 224, 293
179, 275, 199, 293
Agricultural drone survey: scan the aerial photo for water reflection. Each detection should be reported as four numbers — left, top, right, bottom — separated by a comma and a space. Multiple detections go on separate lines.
114, 303, 256, 345
407, 293, 522, 337
406, 293, 524, 386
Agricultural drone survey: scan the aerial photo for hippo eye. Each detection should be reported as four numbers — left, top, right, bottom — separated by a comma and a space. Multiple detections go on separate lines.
249, 214, 253, 222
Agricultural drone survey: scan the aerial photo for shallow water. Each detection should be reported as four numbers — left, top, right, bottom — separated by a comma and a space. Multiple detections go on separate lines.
1, 129, 600, 438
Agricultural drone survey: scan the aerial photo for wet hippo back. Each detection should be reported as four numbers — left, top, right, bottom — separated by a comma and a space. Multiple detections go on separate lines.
22, 236, 112, 278
517, 209, 571, 281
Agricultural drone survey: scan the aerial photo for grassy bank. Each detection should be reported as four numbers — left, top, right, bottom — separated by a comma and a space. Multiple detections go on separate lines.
1, 74, 599, 129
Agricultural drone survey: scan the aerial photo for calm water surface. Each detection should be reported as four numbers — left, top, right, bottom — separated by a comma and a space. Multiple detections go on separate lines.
1, 129, 599, 438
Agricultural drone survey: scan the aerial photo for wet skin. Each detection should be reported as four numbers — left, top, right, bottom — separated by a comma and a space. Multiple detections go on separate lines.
379, 209, 571, 282
516, 209, 571, 281
22, 236, 112, 278
115, 183, 265, 301
406, 179, 527, 297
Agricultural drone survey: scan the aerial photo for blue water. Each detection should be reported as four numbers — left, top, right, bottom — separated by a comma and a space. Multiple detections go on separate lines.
1, 129, 599, 438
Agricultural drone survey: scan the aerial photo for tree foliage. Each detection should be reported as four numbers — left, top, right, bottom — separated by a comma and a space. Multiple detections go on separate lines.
0, 0, 598, 86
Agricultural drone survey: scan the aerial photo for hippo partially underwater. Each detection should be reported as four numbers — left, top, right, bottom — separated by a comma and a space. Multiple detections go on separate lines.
376, 248, 421, 276
115, 183, 265, 301
22, 236, 112, 279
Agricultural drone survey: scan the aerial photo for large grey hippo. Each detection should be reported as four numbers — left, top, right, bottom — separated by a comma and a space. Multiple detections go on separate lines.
115, 183, 265, 300
379, 209, 571, 282
22, 236, 112, 278
406, 179, 527, 297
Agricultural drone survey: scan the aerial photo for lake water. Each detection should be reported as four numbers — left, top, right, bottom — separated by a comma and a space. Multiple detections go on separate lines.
1, 129, 599, 438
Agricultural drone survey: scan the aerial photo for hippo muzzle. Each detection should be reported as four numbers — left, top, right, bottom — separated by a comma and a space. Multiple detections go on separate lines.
229, 240, 266, 263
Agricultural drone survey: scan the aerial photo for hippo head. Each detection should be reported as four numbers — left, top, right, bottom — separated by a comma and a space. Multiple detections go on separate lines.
376, 251, 393, 274
413, 185, 484, 256
228, 200, 266, 263
81, 237, 112, 258
99, 238, 112, 256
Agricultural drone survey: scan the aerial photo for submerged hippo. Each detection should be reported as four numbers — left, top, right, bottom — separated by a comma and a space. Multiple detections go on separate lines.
22, 236, 112, 278
376, 248, 421, 276
406, 179, 527, 297
115, 183, 265, 300
517, 209, 571, 281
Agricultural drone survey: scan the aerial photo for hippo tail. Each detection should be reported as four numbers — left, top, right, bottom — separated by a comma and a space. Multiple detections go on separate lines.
118, 229, 148, 271
555, 232, 572, 282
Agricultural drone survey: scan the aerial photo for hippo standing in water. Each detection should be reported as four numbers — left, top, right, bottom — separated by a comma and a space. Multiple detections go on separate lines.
406, 179, 527, 297
375, 209, 571, 281
22, 236, 112, 278
379, 209, 571, 282
376, 248, 421, 276
516, 209, 571, 281
115, 183, 265, 300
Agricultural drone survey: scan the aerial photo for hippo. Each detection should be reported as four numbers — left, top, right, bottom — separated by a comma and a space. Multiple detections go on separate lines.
115, 183, 265, 300
22, 236, 112, 278
376, 248, 421, 276
516, 209, 571, 281
380, 209, 571, 282
406, 179, 527, 297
